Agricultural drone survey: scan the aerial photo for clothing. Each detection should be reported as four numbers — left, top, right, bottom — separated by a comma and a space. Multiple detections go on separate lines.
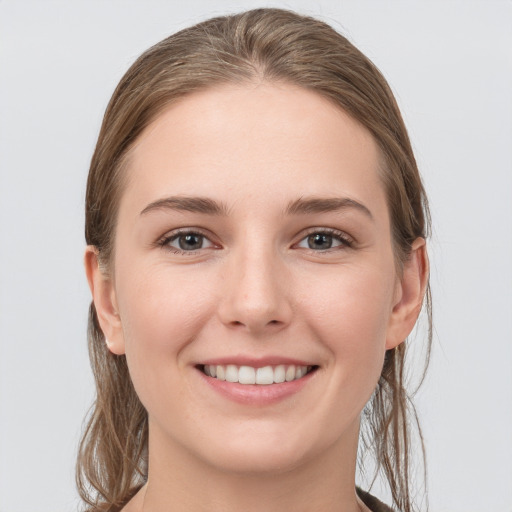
109, 486, 394, 512
357, 488, 395, 512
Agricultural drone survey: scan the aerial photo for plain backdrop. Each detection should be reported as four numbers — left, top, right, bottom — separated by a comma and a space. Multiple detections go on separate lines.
0, 1, 511, 511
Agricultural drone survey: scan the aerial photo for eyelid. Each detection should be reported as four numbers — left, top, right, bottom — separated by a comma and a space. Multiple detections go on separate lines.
293, 227, 355, 250
154, 226, 354, 253
156, 227, 219, 252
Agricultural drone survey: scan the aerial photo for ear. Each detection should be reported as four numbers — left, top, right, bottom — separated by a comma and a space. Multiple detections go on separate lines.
386, 238, 429, 350
84, 246, 125, 355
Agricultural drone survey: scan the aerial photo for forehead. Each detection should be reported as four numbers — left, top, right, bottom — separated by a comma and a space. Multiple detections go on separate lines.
121, 82, 387, 219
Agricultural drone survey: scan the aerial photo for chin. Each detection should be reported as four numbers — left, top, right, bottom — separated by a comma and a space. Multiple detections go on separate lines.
203, 443, 307, 476
191, 421, 334, 476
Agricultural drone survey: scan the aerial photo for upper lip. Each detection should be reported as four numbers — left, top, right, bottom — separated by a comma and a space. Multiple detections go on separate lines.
196, 356, 317, 368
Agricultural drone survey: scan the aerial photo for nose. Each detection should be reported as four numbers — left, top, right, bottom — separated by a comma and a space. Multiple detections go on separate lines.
217, 246, 293, 336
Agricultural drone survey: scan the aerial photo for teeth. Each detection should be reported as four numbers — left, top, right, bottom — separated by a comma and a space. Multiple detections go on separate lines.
202, 364, 312, 385
296, 366, 307, 379
256, 366, 274, 385
239, 366, 256, 384
274, 365, 286, 383
216, 365, 226, 381
225, 365, 238, 383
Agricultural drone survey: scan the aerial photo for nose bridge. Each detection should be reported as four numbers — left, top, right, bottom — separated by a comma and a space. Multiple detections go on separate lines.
218, 233, 292, 333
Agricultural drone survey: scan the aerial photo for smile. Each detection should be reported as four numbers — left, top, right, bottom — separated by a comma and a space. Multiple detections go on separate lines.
201, 364, 315, 385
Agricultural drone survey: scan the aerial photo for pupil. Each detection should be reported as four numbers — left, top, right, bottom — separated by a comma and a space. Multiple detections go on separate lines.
308, 233, 332, 250
179, 234, 202, 250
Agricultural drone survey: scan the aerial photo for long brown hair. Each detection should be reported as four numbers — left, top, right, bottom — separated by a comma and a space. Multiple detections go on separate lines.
78, 8, 431, 512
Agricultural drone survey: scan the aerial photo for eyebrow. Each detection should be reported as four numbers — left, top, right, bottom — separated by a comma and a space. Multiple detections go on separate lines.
140, 196, 230, 216
285, 196, 373, 220
140, 195, 373, 220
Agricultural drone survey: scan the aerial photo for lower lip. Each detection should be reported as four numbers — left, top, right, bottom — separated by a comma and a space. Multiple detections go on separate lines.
197, 368, 316, 405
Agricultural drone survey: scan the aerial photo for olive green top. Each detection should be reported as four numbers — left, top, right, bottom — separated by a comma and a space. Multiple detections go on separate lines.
357, 488, 395, 512
105, 486, 394, 512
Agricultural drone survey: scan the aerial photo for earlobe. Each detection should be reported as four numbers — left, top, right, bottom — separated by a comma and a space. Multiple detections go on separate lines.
386, 238, 429, 350
84, 246, 126, 355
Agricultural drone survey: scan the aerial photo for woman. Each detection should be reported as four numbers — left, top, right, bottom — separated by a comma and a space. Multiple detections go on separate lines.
78, 8, 431, 512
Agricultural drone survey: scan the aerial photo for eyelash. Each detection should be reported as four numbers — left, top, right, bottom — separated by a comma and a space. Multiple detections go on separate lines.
157, 229, 215, 255
156, 227, 354, 255
296, 228, 354, 252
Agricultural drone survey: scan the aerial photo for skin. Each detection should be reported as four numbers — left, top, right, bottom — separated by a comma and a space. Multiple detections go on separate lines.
86, 82, 428, 512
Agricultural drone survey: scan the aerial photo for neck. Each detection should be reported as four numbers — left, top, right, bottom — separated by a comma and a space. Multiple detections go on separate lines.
141, 419, 365, 512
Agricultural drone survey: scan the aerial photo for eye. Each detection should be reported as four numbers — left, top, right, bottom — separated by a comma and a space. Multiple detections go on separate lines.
162, 231, 215, 252
296, 230, 352, 251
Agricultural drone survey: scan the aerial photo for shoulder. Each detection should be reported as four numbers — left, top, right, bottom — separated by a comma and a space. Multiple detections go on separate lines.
356, 487, 395, 512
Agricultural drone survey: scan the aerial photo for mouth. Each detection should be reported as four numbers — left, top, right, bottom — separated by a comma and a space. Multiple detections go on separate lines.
198, 364, 318, 385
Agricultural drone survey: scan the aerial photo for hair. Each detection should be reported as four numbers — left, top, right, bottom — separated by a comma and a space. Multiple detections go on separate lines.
78, 8, 431, 512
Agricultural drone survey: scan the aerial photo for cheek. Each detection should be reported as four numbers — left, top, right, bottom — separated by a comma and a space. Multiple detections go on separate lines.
117, 261, 213, 346
306, 262, 393, 332
301, 262, 395, 380
114, 262, 218, 406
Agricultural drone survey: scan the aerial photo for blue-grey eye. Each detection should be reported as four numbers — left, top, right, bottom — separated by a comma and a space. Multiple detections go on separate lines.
168, 233, 213, 251
308, 233, 333, 250
297, 232, 348, 251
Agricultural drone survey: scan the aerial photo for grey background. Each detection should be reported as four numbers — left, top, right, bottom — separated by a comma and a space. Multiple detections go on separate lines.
0, 1, 511, 511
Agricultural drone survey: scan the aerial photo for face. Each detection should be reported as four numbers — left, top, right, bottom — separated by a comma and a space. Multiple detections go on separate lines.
89, 82, 423, 475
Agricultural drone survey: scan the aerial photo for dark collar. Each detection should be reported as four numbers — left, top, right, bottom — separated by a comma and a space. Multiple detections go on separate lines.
356, 487, 395, 512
